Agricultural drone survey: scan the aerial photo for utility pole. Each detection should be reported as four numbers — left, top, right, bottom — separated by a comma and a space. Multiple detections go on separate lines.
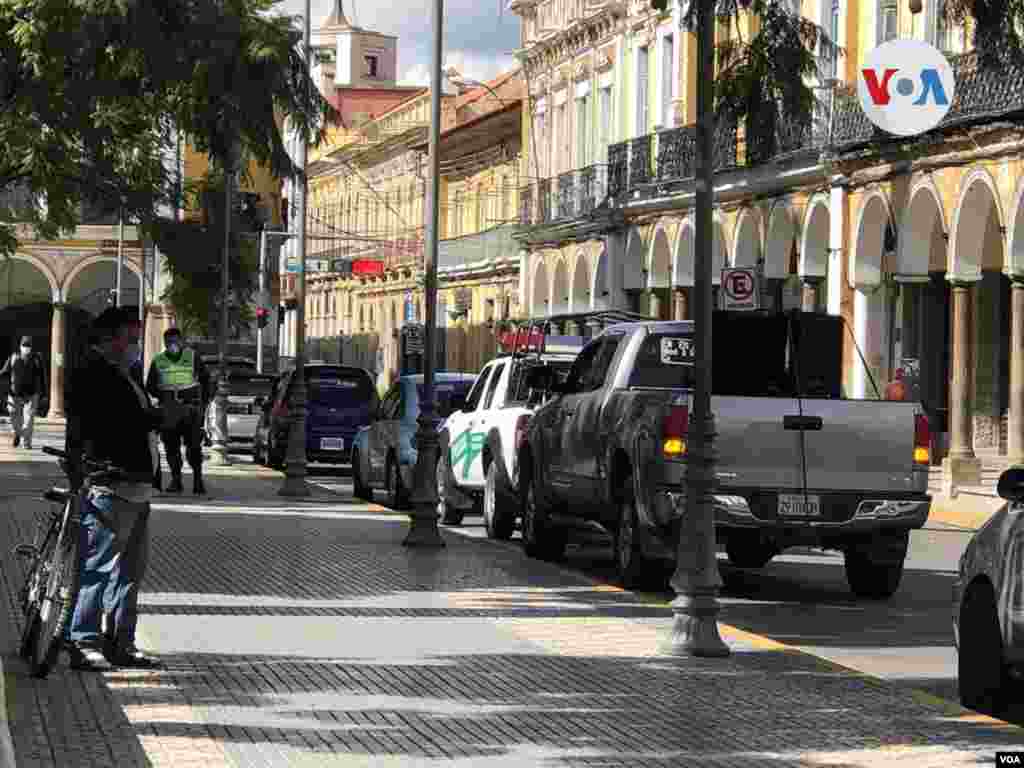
663, 0, 729, 657
258, 229, 267, 374
279, 0, 312, 497
403, 0, 445, 548
209, 147, 235, 466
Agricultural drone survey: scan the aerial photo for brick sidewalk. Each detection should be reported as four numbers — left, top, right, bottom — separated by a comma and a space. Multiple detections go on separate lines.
2, 458, 1023, 767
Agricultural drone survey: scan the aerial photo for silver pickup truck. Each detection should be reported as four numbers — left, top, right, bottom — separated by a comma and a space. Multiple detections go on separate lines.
517, 310, 932, 600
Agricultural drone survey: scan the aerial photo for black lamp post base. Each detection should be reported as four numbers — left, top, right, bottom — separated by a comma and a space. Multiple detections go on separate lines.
278, 477, 311, 497
402, 511, 445, 548
662, 590, 731, 657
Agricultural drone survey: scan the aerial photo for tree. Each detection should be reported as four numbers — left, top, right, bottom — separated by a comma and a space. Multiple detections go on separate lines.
0, 0, 336, 272
677, 0, 838, 162
943, 0, 1024, 63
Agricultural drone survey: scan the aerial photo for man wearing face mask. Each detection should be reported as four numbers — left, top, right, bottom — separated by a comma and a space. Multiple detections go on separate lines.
65, 306, 161, 670
1, 336, 47, 449
146, 328, 211, 495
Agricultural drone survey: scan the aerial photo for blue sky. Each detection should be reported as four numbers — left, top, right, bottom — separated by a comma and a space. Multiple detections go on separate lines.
278, 0, 520, 85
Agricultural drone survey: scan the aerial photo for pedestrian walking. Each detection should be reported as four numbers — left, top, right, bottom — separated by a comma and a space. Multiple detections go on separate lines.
0, 336, 47, 449
146, 328, 211, 495
64, 306, 161, 670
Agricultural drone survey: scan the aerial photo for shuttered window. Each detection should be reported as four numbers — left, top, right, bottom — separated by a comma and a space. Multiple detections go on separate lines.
636, 45, 649, 137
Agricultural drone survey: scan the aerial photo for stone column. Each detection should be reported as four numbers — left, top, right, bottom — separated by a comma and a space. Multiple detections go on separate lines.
48, 302, 66, 420
673, 288, 689, 320
648, 289, 662, 320
1009, 277, 1024, 464
944, 280, 982, 492
801, 278, 820, 313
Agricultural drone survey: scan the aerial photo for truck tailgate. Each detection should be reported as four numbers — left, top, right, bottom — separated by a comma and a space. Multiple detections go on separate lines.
713, 396, 803, 489
799, 399, 921, 493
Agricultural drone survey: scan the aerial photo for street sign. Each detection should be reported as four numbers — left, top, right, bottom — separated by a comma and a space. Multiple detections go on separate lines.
720, 267, 760, 311
403, 323, 425, 354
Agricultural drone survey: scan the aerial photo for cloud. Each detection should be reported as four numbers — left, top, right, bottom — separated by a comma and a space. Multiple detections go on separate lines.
276, 0, 519, 85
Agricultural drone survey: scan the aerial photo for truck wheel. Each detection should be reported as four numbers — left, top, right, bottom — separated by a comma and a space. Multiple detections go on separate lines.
615, 486, 655, 590
521, 472, 567, 561
386, 456, 409, 510
484, 462, 515, 540
844, 550, 904, 599
725, 532, 776, 569
958, 581, 1009, 714
351, 448, 372, 501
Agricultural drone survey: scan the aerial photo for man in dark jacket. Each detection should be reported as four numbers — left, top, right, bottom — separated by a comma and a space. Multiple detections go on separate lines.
1, 335, 47, 448
65, 306, 161, 670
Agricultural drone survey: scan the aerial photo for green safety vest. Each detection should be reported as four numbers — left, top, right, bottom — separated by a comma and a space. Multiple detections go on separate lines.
153, 348, 196, 390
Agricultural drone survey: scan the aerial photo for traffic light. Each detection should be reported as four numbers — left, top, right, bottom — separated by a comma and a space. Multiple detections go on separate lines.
651, 0, 669, 11
256, 307, 270, 329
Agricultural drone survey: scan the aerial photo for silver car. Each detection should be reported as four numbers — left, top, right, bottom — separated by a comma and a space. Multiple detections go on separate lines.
203, 360, 276, 445
953, 465, 1024, 714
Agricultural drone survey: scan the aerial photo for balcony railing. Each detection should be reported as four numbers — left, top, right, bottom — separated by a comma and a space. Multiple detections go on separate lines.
833, 51, 1024, 148
518, 164, 608, 228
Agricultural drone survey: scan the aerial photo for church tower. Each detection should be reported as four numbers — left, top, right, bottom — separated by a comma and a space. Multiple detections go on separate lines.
312, 0, 399, 89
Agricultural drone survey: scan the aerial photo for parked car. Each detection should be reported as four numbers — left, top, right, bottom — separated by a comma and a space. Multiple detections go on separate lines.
953, 465, 1024, 715
351, 373, 477, 508
518, 310, 932, 596
201, 358, 276, 445
253, 364, 376, 467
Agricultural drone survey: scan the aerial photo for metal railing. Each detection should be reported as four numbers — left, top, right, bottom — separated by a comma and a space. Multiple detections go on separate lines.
518, 164, 609, 227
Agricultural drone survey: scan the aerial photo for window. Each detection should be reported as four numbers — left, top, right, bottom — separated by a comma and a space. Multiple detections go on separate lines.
483, 361, 506, 409
476, 185, 487, 231
877, 0, 898, 43
636, 45, 649, 137
582, 335, 623, 392
598, 86, 613, 162
364, 54, 379, 78
557, 102, 568, 174
464, 365, 493, 411
507, 359, 574, 404
576, 93, 589, 167
565, 341, 604, 393
661, 35, 674, 128
536, 112, 547, 177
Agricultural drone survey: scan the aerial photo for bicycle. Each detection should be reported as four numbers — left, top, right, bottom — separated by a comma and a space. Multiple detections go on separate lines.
13, 446, 123, 677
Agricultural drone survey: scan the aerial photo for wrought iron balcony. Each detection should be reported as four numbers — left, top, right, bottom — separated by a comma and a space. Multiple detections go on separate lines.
518, 165, 608, 227
832, 50, 1024, 149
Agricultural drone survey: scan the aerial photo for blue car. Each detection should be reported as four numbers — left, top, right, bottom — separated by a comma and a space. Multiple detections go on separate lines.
351, 373, 476, 508
254, 364, 377, 468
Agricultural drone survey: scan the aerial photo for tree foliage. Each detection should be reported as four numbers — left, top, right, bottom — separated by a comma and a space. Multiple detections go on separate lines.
680, 0, 838, 155
942, 0, 1024, 63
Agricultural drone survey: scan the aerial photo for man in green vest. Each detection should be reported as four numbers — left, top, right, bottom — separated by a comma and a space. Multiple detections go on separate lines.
145, 328, 211, 494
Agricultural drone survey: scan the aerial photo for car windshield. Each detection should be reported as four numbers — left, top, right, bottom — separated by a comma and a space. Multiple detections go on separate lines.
305, 368, 374, 405
414, 380, 475, 412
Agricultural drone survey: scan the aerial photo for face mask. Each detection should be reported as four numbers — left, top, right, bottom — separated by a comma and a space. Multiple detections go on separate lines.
20, 346, 31, 357
166, 342, 181, 356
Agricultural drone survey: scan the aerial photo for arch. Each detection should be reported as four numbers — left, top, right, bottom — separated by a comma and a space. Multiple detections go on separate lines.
591, 242, 610, 309
764, 200, 796, 279
647, 224, 672, 288
570, 250, 591, 312
1005, 176, 1024, 276
531, 259, 550, 316
672, 219, 695, 288
950, 168, 1005, 279
712, 216, 728, 283
897, 179, 947, 278
800, 195, 830, 278
732, 208, 762, 268
64, 256, 144, 317
550, 257, 570, 314
850, 191, 895, 288
2, 253, 59, 303
622, 226, 645, 292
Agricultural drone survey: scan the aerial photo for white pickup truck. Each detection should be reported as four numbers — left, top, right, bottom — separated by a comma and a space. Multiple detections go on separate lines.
436, 341, 581, 537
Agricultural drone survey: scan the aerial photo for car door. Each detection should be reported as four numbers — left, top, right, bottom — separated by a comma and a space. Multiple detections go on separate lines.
463, 361, 507, 484
370, 386, 401, 485
447, 364, 494, 488
547, 340, 604, 497
563, 334, 624, 504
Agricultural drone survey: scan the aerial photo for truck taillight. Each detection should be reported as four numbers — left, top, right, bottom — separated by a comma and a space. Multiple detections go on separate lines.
514, 414, 531, 453
914, 413, 931, 465
663, 404, 688, 457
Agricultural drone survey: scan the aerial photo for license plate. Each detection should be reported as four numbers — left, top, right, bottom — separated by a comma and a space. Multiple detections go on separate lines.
320, 438, 344, 451
777, 493, 821, 517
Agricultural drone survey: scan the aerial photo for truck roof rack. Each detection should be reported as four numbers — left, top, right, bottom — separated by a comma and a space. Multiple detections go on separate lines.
498, 309, 654, 359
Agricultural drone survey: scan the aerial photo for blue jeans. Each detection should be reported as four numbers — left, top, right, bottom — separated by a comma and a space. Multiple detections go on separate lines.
67, 490, 150, 647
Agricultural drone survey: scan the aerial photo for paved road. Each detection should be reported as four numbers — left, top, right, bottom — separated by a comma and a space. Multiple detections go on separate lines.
2, 421, 982, 712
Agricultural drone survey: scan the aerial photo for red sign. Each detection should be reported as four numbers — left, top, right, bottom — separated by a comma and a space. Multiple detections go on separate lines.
351, 258, 384, 277
498, 329, 545, 352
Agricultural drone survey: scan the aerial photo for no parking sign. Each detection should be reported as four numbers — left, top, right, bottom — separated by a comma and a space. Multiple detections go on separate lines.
720, 267, 760, 311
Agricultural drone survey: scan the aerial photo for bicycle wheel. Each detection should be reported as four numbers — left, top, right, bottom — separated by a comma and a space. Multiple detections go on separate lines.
30, 499, 81, 678
18, 511, 61, 661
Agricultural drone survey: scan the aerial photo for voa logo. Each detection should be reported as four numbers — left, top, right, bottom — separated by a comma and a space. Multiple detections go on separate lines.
858, 39, 956, 137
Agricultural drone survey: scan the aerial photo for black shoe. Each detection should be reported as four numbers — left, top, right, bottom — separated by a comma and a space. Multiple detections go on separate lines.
113, 644, 160, 668
67, 642, 112, 671
11, 435, 19, 448
166, 475, 183, 494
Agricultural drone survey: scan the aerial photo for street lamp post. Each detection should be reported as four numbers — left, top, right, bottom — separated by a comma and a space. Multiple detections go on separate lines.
403, 0, 445, 548
663, 0, 729, 657
208, 148, 235, 466
279, 0, 312, 497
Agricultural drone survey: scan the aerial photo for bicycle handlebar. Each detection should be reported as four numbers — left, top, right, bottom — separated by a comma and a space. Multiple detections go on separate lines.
41, 447, 124, 477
